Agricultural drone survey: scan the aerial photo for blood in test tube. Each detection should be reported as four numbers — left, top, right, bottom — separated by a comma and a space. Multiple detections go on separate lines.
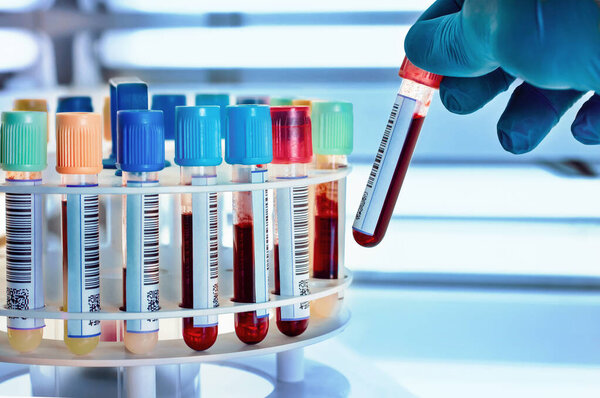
226, 105, 273, 344
118, 110, 165, 354
353, 57, 442, 247
175, 106, 222, 351
1, 111, 47, 353
57, 112, 103, 355
271, 106, 312, 336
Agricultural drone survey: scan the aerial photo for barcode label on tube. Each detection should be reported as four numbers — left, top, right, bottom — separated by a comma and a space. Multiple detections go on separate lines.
6, 180, 44, 330
66, 193, 101, 338
276, 184, 310, 321
353, 94, 417, 236
126, 180, 160, 333
191, 175, 219, 327
251, 168, 269, 318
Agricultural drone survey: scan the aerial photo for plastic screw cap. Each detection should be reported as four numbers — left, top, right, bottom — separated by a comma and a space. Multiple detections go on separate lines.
195, 94, 230, 137
56, 113, 102, 175
225, 105, 273, 165
270, 106, 313, 164
108, 78, 148, 159
151, 94, 186, 140
399, 56, 443, 89
13, 99, 48, 112
270, 98, 295, 106
311, 101, 353, 156
117, 110, 165, 172
174, 106, 222, 167
0, 111, 47, 172
57, 96, 94, 113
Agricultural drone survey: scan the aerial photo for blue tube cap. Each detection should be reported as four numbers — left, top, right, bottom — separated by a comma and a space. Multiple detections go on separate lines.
225, 105, 273, 165
195, 94, 230, 138
175, 106, 222, 167
57, 96, 93, 113
117, 110, 165, 172
236, 95, 270, 105
151, 94, 186, 140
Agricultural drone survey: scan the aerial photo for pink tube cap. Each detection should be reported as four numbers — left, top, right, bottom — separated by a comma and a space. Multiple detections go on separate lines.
270, 106, 313, 164
399, 56, 443, 89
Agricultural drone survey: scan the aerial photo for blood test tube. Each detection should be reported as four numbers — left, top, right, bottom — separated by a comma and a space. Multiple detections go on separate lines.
151, 94, 186, 141
353, 57, 443, 247
175, 106, 222, 351
57, 96, 94, 113
56, 113, 103, 355
310, 102, 353, 317
271, 106, 312, 336
117, 110, 165, 354
104, 78, 148, 169
1, 111, 47, 353
226, 105, 273, 344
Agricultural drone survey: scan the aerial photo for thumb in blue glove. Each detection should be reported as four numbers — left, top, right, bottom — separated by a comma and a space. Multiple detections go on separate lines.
404, 0, 600, 154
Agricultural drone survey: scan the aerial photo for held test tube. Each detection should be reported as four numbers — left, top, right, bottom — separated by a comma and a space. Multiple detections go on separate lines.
353, 57, 442, 247
56, 113, 102, 355
175, 106, 222, 351
1, 111, 47, 353
271, 106, 312, 337
226, 105, 273, 344
117, 110, 165, 354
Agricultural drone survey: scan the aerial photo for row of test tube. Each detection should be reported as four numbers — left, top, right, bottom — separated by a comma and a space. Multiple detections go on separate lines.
0, 89, 353, 355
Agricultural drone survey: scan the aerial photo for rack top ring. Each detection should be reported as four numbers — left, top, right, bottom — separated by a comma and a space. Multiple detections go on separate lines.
0, 166, 351, 195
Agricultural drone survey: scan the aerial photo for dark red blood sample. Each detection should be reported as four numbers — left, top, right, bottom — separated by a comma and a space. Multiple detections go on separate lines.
273, 245, 308, 337
233, 222, 269, 344
353, 115, 425, 247
181, 212, 218, 351
313, 215, 338, 279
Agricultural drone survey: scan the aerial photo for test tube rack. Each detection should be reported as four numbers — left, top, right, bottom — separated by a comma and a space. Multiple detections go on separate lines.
0, 163, 352, 397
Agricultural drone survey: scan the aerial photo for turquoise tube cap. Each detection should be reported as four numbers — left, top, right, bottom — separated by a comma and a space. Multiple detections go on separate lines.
1, 111, 47, 172
225, 105, 273, 165
175, 106, 222, 167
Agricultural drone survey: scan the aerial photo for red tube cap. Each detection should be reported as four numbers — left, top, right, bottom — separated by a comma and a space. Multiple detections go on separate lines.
398, 57, 443, 89
270, 106, 313, 164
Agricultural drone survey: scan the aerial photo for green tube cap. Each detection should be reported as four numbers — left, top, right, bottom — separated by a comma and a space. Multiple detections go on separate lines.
1, 111, 47, 172
311, 101, 353, 155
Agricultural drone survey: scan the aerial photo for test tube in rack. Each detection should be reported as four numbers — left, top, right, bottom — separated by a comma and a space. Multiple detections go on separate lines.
56, 113, 103, 355
1, 111, 47, 353
226, 105, 273, 344
151, 94, 186, 141
117, 110, 165, 354
271, 106, 312, 337
310, 102, 353, 317
175, 106, 222, 351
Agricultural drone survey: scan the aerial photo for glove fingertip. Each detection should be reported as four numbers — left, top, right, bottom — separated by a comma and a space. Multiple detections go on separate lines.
571, 95, 600, 145
497, 124, 535, 154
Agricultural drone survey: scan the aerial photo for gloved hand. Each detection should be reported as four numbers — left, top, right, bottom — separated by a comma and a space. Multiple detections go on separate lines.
404, 0, 600, 154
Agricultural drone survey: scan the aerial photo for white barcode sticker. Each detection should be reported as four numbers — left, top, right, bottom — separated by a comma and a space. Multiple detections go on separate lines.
276, 184, 310, 321
251, 168, 269, 318
6, 179, 44, 330
191, 175, 219, 327
353, 94, 417, 236
66, 192, 101, 338
126, 180, 160, 333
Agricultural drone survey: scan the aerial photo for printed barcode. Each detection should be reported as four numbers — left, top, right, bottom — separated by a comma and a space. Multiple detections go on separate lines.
143, 194, 159, 287
366, 101, 400, 189
208, 192, 218, 280
264, 189, 269, 270
6, 193, 33, 285
83, 195, 100, 291
292, 187, 309, 277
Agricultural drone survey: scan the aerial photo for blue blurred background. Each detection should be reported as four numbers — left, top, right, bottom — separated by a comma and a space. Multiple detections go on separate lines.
1, 1, 600, 397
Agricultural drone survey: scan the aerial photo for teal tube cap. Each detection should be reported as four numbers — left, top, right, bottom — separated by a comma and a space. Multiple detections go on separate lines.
311, 101, 354, 155
175, 106, 222, 167
195, 94, 230, 139
1, 111, 47, 172
225, 105, 273, 165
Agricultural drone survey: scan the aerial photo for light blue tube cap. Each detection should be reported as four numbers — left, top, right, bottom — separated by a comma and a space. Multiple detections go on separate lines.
175, 106, 222, 167
225, 105, 273, 165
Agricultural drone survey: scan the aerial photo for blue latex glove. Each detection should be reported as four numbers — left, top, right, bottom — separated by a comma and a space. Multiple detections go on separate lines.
404, 0, 600, 154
